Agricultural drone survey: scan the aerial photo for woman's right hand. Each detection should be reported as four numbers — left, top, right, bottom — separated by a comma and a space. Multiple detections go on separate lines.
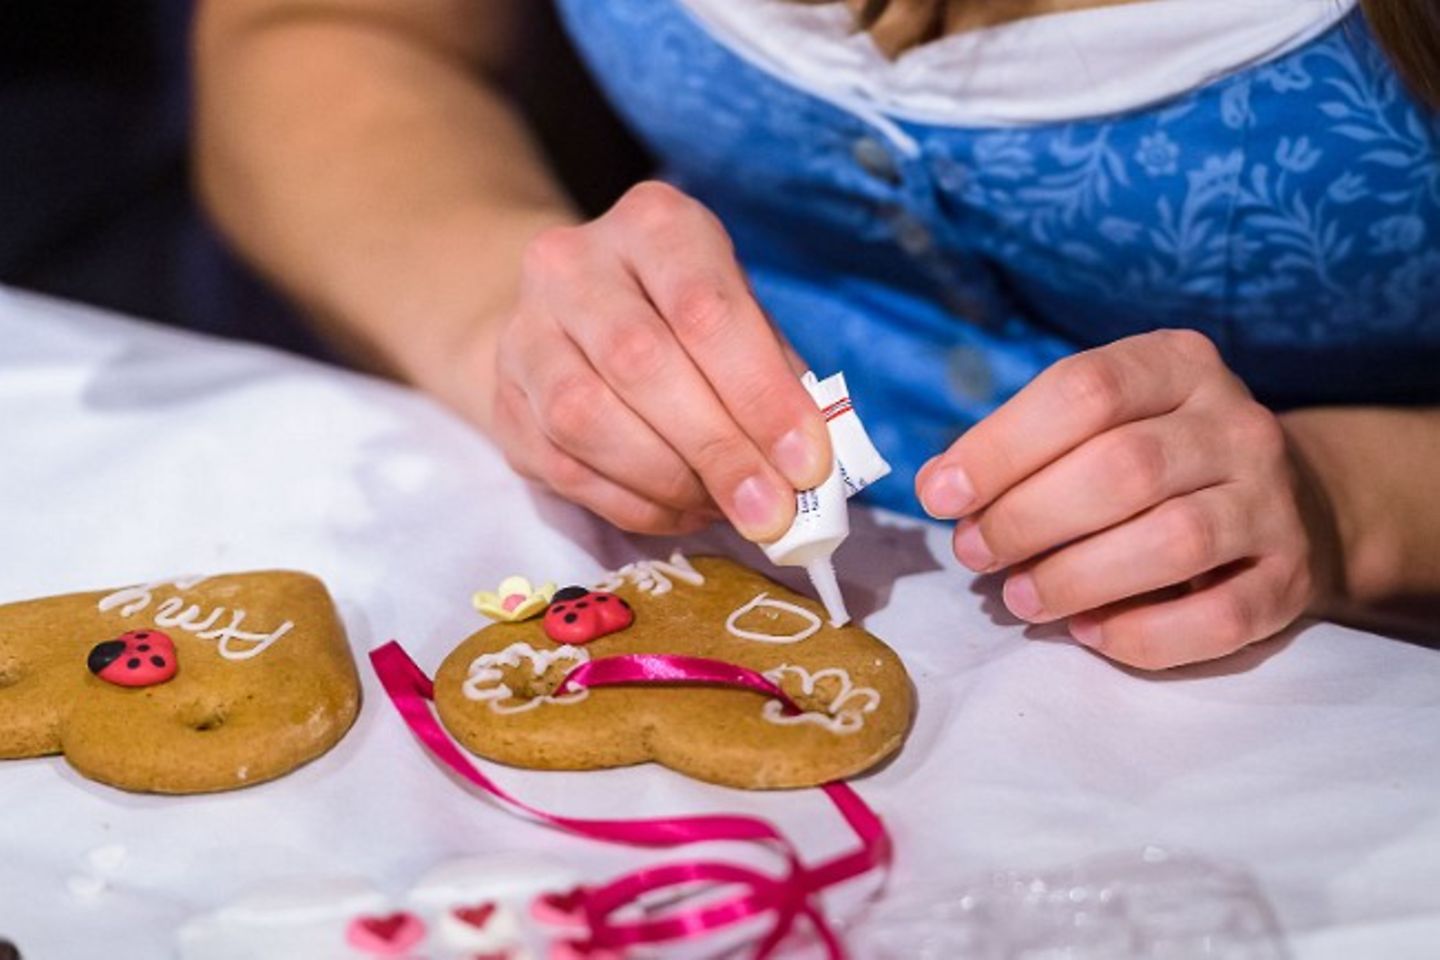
487, 181, 833, 540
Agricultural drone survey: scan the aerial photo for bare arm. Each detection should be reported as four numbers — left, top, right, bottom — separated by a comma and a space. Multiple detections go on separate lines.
1283, 406, 1440, 633
194, 0, 573, 427
195, 0, 832, 540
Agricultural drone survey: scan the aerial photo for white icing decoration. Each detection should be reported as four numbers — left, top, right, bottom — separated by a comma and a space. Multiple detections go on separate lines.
594, 551, 704, 596
154, 597, 225, 634
761, 665, 880, 735
97, 577, 294, 661
462, 642, 590, 714
725, 593, 823, 644
97, 575, 208, 617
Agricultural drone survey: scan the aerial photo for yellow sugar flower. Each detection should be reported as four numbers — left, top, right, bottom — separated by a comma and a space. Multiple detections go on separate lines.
472, 576, 556, 623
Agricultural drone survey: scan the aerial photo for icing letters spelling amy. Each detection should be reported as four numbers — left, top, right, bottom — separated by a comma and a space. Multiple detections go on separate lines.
97, 577, 293, 661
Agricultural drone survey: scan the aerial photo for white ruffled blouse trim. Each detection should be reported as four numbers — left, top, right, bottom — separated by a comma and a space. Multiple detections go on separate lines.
678, 0, 1360, 128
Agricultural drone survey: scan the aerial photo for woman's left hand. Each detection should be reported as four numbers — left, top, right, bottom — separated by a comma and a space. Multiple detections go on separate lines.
916, 329, 1340, 670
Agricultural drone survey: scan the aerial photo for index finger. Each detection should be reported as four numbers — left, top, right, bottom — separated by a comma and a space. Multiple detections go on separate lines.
602, 183, 833, 491
917, 329, 1223, 519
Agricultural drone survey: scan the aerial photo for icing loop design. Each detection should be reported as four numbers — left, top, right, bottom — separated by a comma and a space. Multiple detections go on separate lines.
594, 552, 704, 596
725, 593, 822, 644
463, 642, 591, 714
761, 665, 880, 734
97, 578, 293, 661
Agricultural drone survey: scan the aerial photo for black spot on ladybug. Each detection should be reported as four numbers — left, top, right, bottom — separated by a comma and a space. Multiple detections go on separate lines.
552, 604, 567, 614
87, 640, 126, 675
553, 586, 589, 602
150, 656, 166, 668
596, 595, 610, 602
563, 613, 578, 624
138, 644, 151, 652
576, 601, 589, 609
135, 632, 149, 639
126, 658, 142, 670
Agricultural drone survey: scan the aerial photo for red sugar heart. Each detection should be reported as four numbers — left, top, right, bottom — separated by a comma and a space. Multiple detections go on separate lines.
542, 887, 585, 913
530, 885, 588, 928
452, 901, 497, 929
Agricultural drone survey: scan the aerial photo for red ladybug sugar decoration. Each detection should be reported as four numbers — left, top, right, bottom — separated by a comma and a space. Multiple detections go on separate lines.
87, 629, 178, 688
542, 586, 633, 645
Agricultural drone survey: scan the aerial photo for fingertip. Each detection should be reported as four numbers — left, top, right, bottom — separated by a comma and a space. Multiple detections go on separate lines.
1073, 619, 1180, 672
1003, 573, 1046, 622
729, 473, 795, 543
771, 423, 832, 491
1068, 614, 1103, 648
921, 463, 977, 519
915, 454, 942, 489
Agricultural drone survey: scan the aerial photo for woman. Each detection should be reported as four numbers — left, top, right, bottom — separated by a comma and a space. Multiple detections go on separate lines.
195, 0, 1440, 669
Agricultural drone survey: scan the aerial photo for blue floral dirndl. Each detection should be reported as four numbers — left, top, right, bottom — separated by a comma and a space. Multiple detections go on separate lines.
556, 2, 1440, 516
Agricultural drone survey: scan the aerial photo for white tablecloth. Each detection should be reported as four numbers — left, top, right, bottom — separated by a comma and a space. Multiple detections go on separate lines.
1, 286, 1438, 959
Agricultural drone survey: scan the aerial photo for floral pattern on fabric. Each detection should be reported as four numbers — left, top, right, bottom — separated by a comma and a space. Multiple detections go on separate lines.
556, 2, 1440, 515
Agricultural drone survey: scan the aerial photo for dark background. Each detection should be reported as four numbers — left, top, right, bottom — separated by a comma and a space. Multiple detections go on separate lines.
0, 1, 649, 357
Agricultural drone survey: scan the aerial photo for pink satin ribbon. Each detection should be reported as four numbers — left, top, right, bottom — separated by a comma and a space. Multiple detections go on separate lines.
369, 642, 891, 958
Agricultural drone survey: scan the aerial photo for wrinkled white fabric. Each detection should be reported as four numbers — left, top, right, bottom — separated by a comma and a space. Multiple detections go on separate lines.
0, 286, 1437, 958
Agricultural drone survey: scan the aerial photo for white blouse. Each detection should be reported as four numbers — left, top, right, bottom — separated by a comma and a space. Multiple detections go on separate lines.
679, 0, 1360, 127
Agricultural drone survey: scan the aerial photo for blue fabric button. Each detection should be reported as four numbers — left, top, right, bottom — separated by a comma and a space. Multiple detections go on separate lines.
893, 215, 934, 255
851, 136, 901, 184
947, 345, 994, 403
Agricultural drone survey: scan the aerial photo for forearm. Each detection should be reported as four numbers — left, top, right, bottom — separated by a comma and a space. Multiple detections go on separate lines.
194, 0, 576, 426
1282, 405, 1440, 615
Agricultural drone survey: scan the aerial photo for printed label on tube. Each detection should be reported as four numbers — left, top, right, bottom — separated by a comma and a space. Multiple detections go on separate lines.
762, 371, 890, 627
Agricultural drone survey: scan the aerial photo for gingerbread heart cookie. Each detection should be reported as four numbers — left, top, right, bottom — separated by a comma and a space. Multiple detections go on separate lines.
435, 555, 914, 789
0, 571, 360, 793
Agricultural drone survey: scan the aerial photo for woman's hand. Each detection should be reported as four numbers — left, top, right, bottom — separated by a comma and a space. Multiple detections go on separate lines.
487, 181, 832, 540
197, 4, 829, 541
917, 329, 1341, 670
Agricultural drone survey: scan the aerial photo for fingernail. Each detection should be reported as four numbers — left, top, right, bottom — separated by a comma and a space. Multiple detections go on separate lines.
771, 427, 825, 488
921, 465, 975, 518
1003, 573, 1045, 621
1069, 616, 1102, 648
731, 474, 787, 538
953, 520, 995, 571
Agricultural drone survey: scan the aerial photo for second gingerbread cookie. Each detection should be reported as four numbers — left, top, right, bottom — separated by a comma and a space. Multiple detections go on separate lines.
0, 571, 360, 793
435, 555, 914, 789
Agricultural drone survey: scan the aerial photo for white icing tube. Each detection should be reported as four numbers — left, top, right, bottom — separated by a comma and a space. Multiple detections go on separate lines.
762, 372, 890, 627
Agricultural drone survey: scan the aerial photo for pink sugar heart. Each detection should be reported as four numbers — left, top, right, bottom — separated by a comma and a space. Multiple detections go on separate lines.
530, 886, 587, 928
345, 910, 426, 955
549, 940, 622, 960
